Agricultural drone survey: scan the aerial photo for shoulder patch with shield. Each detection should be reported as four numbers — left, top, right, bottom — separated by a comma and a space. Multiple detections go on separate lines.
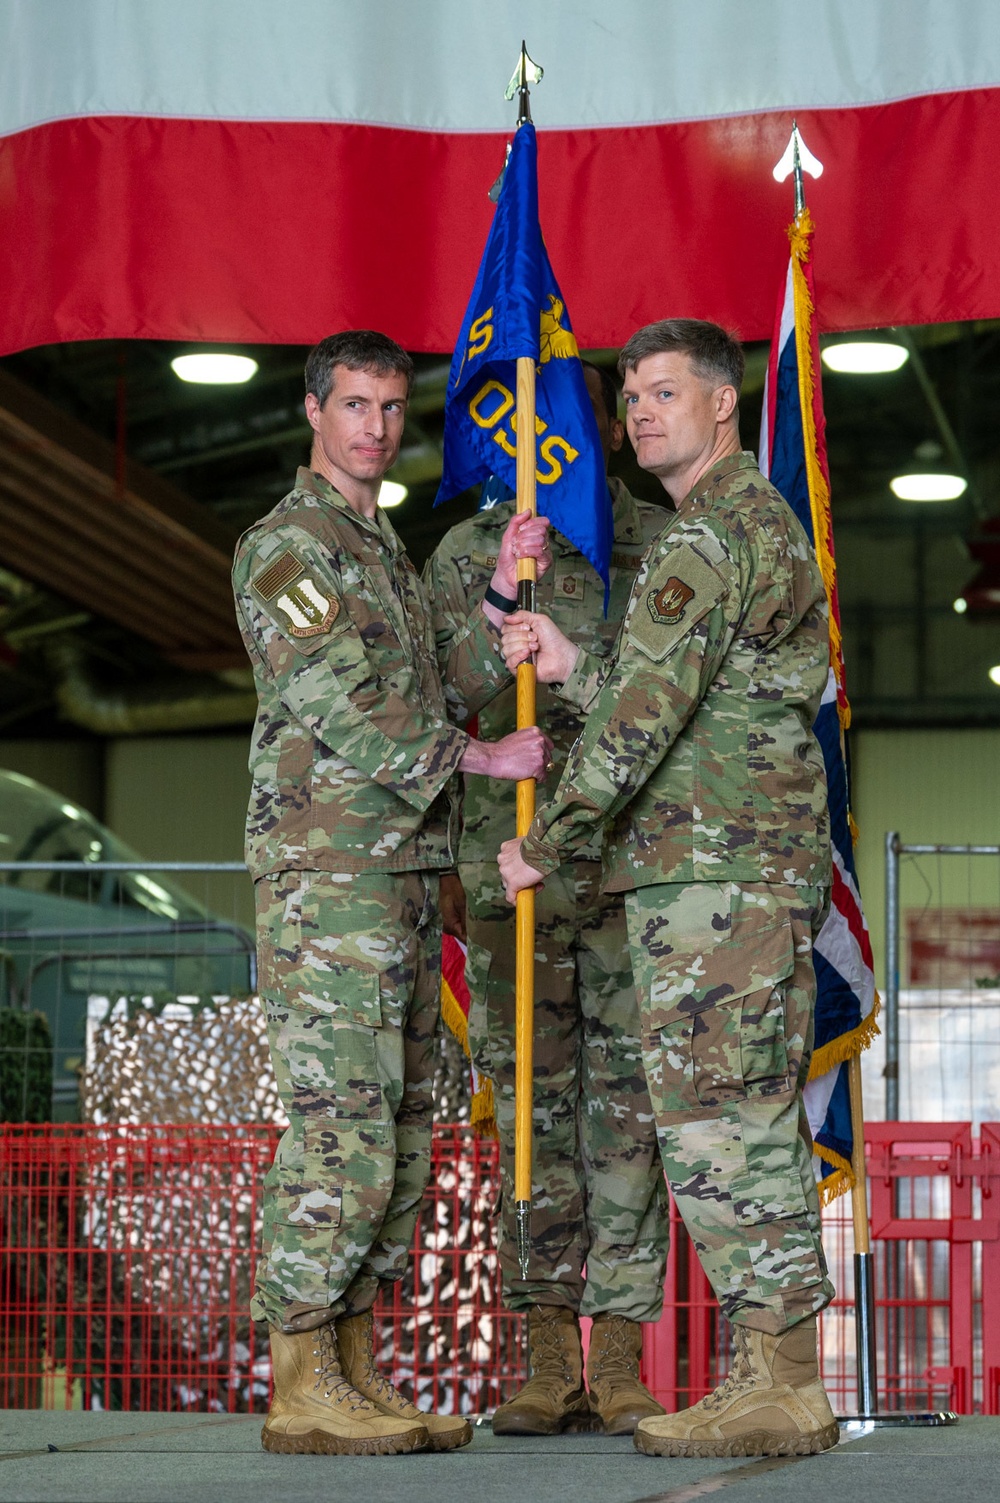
647, 576, 695, 626
252, 550, 340, 638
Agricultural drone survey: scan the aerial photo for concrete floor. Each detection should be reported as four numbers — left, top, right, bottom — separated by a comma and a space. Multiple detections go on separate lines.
0, 1412, 997, 1503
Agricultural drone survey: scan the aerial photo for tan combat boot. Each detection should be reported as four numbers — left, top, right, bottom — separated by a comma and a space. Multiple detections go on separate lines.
262, 1322, 429, 1455
586, 1314, 665, 1435
634, 1316, 839, 1458
336, 1309, 472, 1452
491, 1306, 592, 1435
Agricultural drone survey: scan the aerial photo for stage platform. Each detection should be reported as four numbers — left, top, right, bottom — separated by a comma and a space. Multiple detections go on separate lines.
0, 1413, 997, 1503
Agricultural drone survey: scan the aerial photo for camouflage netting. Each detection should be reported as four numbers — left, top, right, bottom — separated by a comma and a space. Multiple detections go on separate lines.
70, 994, 500, 1414
81, 994, 283, 1126
0, 1007, 53, 1123
82, 992, 472, 1126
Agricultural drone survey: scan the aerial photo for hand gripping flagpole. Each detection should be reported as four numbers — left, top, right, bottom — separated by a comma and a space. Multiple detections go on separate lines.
774, 123, 955, 1428
508, 41, 543, 1281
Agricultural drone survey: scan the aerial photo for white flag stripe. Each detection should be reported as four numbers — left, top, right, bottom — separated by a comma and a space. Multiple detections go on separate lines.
804, 1069, 840, 1140
4, 0, 1000, 140
815, 905, 869, 1002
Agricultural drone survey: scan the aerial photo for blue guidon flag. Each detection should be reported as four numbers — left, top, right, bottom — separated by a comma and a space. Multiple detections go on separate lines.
759, 208, 880, 1202
435, 120, 613, 597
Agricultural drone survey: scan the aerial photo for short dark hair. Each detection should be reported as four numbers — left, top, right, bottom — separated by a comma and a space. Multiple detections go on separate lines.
581, 360, 619, 423
618, 319, 745, 394
305, 330, 415, 409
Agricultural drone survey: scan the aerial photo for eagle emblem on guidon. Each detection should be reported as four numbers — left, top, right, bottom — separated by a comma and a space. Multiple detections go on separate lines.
647, 576, 695, 626
538, 295, 579, 365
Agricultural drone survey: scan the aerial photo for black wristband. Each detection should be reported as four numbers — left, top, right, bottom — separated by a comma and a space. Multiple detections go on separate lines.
484, 583, 518, 613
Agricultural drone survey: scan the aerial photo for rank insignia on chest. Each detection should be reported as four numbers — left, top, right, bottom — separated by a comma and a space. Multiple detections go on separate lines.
253, 550, 340, 637
647, 576, 695, 625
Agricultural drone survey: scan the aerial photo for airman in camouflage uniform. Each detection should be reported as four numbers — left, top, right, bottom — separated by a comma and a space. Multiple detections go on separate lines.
234, 330, 551, 1457
499, 321, 839, 1459
424, 366, 672, 1435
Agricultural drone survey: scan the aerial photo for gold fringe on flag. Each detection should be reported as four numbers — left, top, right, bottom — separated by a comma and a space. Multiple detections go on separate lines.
440, 971, 497, 1140
789, 209, 851, 734
808, 995, 882, 1202
814, 1149, 855, 1206
807, 993, 882, 1080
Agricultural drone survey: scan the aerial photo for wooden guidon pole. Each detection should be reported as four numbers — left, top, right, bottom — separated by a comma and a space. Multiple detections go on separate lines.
848, 1050, 879, 1416
513, 352, 538, 1280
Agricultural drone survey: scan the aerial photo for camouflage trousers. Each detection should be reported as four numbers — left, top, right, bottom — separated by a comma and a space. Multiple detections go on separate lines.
465, 858, 669, 1322
250, 869, 441, 1332
624, 880, 836, 1335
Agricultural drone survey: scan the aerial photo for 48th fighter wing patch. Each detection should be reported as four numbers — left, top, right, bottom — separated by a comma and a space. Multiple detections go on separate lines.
252, 550, 340, 638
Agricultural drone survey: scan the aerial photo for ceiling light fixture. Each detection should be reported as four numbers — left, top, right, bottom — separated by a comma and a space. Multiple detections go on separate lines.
953, 597, 968, 614
171, 353, 258, 384
989, 665, 1000, 687
821, 341, 909, 374
379, 481, 408, 508
889, 473, 968, 502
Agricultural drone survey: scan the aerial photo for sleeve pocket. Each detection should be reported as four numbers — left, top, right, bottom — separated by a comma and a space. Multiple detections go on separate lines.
627, 544, 729, 664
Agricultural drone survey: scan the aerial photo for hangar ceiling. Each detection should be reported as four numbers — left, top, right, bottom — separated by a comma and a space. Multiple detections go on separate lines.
1, 320, 1000, 737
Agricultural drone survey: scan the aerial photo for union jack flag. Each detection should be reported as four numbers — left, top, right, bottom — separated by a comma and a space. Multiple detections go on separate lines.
759, 208, 880, 1201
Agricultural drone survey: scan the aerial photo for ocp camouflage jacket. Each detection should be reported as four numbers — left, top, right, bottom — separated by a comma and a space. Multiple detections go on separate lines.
520, 451, 832, 892
233, 467, 467, 879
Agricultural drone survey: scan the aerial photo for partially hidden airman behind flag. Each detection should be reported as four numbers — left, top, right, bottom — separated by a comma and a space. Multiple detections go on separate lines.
435, 120, 614, 596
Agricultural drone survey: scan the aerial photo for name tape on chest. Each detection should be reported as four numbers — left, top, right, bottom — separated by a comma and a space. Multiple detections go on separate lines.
252, 549, 340, 638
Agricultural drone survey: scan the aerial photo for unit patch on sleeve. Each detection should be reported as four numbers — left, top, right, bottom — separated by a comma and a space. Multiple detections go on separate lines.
647, 576, 695, 625
252, 550, 340, 638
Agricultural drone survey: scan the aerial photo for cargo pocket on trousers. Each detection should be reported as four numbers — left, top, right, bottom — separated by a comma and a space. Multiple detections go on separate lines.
730, 1162, 810, 1228
285, 966, 386, 1121
271, 1179, 343, 1231
691, 915, 796, 1108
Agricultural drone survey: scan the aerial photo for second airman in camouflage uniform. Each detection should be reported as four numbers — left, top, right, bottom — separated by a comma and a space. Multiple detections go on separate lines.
500, 321, 840, 1460
425, 366, 672, 1436
234, 330, 551, 1458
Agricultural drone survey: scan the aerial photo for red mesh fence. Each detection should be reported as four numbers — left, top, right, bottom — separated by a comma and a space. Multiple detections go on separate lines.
1, 1121, 997, 1414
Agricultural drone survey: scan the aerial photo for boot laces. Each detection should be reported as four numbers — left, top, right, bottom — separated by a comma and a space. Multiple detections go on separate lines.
311, 1325, 366, 1410
700, 1327, 758, 1413
529, 1317, 576, 1383
352, 1314, 406, 1407
591, 1318, 637, 1390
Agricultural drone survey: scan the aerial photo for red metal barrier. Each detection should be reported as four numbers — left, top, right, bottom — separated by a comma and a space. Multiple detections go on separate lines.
1, 1122, 997, 1414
